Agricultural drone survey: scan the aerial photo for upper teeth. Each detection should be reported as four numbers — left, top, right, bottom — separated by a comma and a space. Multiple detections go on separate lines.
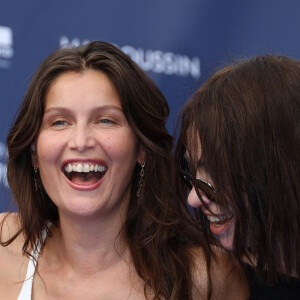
64, 163, 106, 173
207, 213, 232, 222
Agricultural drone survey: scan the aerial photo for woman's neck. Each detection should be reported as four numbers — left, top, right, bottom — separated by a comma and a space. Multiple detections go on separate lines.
46, 208, 129, 277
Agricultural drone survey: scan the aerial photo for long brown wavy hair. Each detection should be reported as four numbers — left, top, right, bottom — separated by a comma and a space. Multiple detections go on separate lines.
2, 41, 207, 299
174, 55, 300, 284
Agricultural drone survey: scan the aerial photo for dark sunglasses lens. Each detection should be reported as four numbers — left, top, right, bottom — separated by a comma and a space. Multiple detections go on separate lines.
179, 167, 215, 199
196, 180, 215, 200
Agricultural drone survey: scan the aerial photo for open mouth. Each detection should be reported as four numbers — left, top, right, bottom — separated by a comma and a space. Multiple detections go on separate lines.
63, 162, 107, 185
206, 213, 233, 228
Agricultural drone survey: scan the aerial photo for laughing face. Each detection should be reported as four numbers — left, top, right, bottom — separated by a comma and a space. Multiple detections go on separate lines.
33, 70, 142, 219
185, 142, 235, 250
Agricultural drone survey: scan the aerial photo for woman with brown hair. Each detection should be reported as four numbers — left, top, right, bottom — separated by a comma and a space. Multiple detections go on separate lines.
0, 41, 247, 299
174, 55, 300, 299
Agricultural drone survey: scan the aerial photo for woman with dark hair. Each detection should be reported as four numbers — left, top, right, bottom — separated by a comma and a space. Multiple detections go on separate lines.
174, 55, 300, 299
0, 41, 247, 299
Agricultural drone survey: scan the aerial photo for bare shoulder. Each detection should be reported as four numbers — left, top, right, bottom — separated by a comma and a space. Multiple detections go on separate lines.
190, 246, 249, 300
0, 212, 24, 248
0, 212, 25, 257
209, 247, 249, 300
0, 212, 28, 298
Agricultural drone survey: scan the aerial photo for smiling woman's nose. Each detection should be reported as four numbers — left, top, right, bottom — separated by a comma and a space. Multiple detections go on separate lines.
187, 186, 214, 208
187, 187, 202, 208
68, 126, 96, 152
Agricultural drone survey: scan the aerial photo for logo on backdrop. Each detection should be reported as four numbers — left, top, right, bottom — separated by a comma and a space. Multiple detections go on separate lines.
60, 36, 200, 78
0, 25, 14, 69
0, 142, 8, 187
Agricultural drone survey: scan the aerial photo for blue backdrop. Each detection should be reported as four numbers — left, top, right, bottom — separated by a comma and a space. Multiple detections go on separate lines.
1, 0, 300, 211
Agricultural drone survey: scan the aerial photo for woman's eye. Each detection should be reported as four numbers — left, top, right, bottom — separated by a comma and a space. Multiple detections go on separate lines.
99, 119, 115, 124
52, 120, 67, 126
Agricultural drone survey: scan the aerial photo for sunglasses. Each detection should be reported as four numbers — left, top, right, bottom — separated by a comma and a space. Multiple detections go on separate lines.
179, 167, 216, 200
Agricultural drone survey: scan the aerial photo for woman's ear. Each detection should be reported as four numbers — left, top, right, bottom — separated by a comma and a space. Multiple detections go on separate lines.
31, 143, 38, 167
137, 144, 146, 165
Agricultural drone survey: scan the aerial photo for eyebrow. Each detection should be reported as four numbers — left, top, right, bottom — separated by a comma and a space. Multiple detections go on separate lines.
44, 105, 124, 115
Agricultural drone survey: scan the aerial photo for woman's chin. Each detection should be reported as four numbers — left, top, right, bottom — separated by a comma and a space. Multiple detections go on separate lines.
215, 219, 235, 251
218, 235, 234, 250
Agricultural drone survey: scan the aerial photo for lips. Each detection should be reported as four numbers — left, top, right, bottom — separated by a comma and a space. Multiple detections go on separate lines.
62, 160, 107, 187
204, 212, 234, 235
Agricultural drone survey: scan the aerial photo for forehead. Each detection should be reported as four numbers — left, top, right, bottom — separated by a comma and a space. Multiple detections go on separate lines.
45, 69, 121, 109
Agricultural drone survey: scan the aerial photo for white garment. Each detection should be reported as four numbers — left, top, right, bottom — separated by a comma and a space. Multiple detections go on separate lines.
17, 228, 48, 300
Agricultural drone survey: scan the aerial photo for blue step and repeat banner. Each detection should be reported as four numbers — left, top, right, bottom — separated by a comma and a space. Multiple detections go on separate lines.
1, 0, 300, 211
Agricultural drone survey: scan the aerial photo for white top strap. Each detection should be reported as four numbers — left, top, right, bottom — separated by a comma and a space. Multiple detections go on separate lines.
17, 227, 49, 300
